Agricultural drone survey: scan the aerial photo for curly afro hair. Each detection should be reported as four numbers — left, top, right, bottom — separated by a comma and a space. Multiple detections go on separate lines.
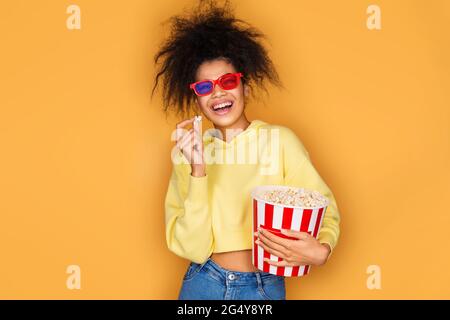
151, 0, 283, 118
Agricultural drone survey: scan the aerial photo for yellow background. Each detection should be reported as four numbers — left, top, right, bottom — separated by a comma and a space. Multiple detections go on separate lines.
1, 0, 449, 299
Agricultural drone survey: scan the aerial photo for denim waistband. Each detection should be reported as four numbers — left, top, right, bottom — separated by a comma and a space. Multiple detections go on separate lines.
195, 258, 284, 286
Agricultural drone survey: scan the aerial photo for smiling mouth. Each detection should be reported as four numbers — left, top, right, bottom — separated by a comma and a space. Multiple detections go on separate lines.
211, 101, 234, 115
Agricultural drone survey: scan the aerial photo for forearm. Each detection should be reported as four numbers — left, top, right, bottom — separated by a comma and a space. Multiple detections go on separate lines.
165, 171, 213, 263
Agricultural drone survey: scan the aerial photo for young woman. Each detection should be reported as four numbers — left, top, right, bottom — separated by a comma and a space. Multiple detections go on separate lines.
152, 0, 341, 300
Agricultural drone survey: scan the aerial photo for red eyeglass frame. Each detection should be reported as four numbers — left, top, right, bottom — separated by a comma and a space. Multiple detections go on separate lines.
189, 72, 243, 96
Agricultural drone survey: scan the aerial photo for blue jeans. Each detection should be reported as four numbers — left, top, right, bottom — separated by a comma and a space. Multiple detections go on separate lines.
178, 258, 286, 300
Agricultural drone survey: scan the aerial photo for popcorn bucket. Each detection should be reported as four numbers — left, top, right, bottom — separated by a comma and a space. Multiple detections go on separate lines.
251, 185, 329, 277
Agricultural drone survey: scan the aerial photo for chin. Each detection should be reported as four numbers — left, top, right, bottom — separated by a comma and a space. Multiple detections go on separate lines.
209, 111, 242, 127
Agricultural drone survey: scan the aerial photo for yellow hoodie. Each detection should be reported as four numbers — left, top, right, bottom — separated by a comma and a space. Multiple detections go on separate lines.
164, 119, 341, 264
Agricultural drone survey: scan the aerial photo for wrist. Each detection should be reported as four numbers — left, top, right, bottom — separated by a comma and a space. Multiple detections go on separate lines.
191, 165, 206, 177
317, 243, 331, 266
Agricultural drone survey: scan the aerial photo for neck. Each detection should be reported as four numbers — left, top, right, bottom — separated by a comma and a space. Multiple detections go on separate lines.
214, 113, 251, 143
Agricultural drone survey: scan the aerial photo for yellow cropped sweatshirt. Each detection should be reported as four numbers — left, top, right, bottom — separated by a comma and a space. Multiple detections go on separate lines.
164, 119, 341, 264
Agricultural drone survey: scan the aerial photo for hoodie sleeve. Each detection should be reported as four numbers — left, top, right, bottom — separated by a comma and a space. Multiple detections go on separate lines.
281, 128, 341, 258
164, 151, 214, 263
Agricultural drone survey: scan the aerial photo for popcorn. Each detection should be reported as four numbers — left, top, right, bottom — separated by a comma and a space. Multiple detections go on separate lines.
251, 185, 329, 276
192, 115, 202, 155
257, 187, 328, 208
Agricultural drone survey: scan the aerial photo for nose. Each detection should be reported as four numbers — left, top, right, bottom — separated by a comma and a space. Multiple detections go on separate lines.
211, 83, 226, 97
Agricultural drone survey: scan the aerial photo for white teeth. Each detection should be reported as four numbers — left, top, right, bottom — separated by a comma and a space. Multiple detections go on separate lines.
212, 101, 233, 110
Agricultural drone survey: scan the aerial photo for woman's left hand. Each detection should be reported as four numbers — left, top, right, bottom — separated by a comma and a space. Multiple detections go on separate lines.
254, 228, 331, 267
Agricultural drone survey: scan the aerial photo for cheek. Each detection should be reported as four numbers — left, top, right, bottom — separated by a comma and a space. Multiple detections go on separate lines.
230, 88, 244, 108
232, 84, 245, 100
197, 97, 209, 112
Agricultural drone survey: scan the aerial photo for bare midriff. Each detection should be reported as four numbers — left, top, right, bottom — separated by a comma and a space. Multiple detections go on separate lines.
210, 249, 259, 272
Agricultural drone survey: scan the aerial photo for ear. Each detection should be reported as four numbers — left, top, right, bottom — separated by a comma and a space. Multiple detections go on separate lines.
244, 84, 250, 97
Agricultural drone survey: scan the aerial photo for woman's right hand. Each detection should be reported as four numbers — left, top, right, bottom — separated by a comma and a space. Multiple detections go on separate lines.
175, 117, 206, 177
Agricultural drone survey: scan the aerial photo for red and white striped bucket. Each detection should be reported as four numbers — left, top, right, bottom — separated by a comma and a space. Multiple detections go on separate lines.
251, 185, 329, 277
